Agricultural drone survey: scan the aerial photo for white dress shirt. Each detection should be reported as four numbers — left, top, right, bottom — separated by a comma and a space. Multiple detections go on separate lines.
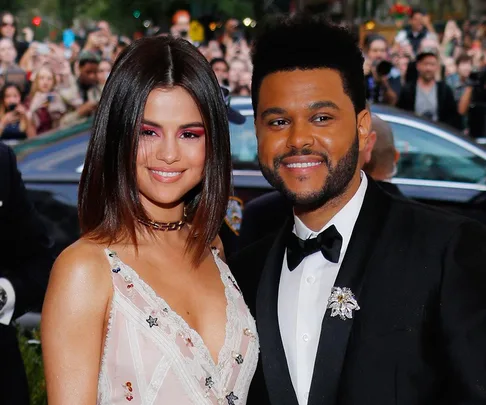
277, 173, 368, 405
0, 278, 16, 325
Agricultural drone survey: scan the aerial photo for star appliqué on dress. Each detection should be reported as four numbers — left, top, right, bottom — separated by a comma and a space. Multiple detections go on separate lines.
226, 391, 238, 405
205, 376, 214, 389
146, 315, 158, 328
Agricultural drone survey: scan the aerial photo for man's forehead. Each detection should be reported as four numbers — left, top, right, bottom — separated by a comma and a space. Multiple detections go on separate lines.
258, 70, 351, 111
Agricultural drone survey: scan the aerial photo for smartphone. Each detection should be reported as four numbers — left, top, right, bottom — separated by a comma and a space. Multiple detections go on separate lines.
47, 94, 55, 103
62, 29, 75, 48
36, 43, 50, 55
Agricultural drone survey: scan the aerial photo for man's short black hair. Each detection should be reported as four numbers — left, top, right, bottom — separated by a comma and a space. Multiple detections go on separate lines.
251, 13, 366, 115
410, 7, 425, 18
209, 58, 229, 70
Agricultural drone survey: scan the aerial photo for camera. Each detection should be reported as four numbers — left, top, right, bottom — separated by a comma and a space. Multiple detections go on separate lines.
6, 103, 16, 112
373, 59, 393, 77
468, 69, 486, 138
231, 30, 244, 44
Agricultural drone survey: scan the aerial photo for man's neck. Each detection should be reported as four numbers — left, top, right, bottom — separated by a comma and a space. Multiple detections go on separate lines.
294, 171, 362, 232
417, 77, 436, 89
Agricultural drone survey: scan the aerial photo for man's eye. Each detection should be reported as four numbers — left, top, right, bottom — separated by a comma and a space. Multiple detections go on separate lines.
313, 116, 331, 123
269, 119, 288, 126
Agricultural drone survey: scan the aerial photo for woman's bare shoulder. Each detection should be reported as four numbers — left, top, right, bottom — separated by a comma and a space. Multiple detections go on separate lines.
50, 238, 112, 289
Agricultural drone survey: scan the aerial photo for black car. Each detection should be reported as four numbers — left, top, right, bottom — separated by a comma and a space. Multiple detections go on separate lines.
10, 97, 486, 256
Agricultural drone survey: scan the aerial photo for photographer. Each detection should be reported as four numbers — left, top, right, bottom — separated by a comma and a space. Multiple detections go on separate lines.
220, 18, 248, 59
363, 34, 401, 105
170, 10, 192, 43
446, 53, 473, 129
27, 66, 66, 135
0, 83, 35, 140
464, 56, 486, 138
397, 48, 460, 129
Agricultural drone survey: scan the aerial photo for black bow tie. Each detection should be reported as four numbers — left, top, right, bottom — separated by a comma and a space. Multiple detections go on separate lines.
286, 225, 343, 271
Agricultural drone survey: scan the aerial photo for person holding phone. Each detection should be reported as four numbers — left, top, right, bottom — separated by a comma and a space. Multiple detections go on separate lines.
27, 66, 66, 135
0, 83, 35, 140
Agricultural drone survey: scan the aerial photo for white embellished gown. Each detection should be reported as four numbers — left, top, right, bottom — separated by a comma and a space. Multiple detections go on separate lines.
97, 249, 259, 405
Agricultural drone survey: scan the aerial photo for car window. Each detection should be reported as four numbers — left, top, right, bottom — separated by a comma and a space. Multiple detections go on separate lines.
390, 122, 486, 184
229, 116, 258, 169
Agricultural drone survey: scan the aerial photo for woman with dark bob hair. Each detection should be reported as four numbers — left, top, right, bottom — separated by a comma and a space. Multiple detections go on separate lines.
41, 36, 259, 404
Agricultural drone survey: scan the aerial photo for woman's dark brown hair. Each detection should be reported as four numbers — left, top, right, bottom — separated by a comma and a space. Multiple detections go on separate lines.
79, 36, 231, 265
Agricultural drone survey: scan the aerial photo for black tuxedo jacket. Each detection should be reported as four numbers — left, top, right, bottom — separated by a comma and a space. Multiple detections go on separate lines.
229, 177, 486, 405
0, 142, 54, 405
238, 180, 404, 251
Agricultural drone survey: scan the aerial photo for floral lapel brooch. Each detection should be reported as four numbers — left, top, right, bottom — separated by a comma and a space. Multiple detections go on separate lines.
327, 287, 360, 320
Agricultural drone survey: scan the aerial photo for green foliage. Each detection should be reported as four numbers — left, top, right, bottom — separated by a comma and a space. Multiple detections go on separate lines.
17, 328, 47, 405
10, 0, 257, 35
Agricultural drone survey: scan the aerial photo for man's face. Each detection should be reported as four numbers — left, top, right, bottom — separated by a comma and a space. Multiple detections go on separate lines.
417, 55, 438, 82
411, 12, 424, 32
255, 69, 370, 208
79, 62, 99, 86
368, 39, 388, 62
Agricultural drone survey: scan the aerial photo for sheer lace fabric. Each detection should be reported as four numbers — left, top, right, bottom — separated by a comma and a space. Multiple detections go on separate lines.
97, 249, 259, 405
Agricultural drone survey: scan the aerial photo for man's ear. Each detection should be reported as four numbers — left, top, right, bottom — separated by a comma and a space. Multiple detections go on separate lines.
364, 130, 377, 164
357, 108, 372, 152
394, 149, 400, 164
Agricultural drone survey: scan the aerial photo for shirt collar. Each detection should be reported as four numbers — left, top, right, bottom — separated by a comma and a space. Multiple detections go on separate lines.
293, 172, 368, 254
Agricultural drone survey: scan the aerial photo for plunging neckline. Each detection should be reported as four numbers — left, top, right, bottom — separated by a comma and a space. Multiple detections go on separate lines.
107, 248, 234, 369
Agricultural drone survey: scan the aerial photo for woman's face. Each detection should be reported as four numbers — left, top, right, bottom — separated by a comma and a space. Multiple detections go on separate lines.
0, 14, 15, 39
398, 56, 410, 75
136, 86, 206, 215
0, 38, 17, 64
37, 68, 55, 93
4, 86, 20, 107
457, 61, 472, 78
228, 60, 247, 85
97, 61, 111, 85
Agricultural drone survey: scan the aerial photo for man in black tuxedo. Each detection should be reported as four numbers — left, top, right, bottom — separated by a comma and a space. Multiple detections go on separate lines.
229, 14, 486, 405
238, 114, 403, 250
0, 142, 54, 405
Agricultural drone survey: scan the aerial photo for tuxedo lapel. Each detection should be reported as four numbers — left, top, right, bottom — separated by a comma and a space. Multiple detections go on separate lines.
256, 218, 298, 405
308, 178, 392, 405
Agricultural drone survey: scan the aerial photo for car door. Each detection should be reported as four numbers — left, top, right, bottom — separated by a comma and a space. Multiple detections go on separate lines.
379, 114, 486, 223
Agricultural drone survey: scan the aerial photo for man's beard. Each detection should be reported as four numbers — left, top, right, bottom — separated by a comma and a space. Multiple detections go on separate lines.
259, 132, 360, 210
420, 72, 435, 83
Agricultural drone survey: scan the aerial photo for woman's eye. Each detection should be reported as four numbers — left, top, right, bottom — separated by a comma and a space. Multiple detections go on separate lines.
180, 132, 200, 139
141, 129, 157, 136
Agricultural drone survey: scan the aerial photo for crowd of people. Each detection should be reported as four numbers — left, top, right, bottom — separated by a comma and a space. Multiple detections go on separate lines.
0, 8, 485, 143
362, 8, 486, 136
0, 11, 119, 141
2, 8, 486, 405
